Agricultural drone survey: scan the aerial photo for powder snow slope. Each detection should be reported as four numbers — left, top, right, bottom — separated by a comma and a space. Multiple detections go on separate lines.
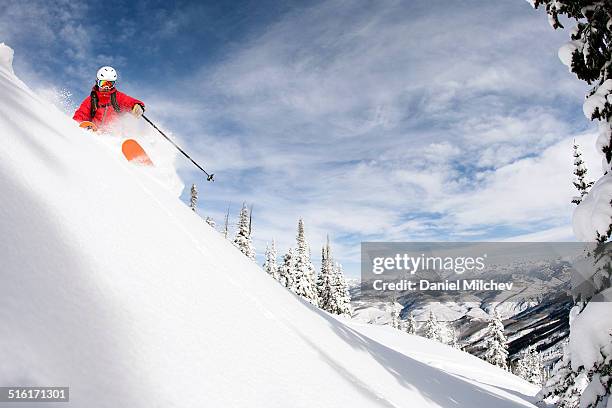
0, 44, 537, 408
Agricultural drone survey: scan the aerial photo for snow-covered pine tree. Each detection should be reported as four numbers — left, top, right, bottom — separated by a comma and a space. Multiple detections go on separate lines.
448, 326, 461, 349
514, 345, 544, 386
248, 205, 254, 236
317, 236, 334, 311
390, 300, 401, 329
483, 310, 508, 370
437, 319, 450, 344
405, 312, 417, 335
223, 206, 230, 239
538, 341, 588, 408
423, 310, 442, 342
572, 141, 593, 205
233, 203, 255, 261
263, 240, 279, 280
317, 236, 352, 315
290, 219, 319, 306
278, 248, 296, 289
205, 216, 216, 229
530, 3, 612, 405
189, 184, 198, 212
331, 261, 352, 316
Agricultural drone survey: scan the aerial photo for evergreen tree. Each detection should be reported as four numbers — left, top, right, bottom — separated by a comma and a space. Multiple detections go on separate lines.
423, 311, 442, 342
390, 300, 401, 329
572, 141, 594, 205
189, 184, 198, 212
317, 236, 335, 311
263, 240, 279, 280
317, 236, 352, 316
530, 4, 612, 405
331, 261, 352, 316
248, 205, 254, 236
205, 216, 216, 229
405, 312, 417, 335
290, 219, 319, 306
437, 319, 449, 343
514, 345, 544, 386
278, 248, 296, 289
483, 310, 508, 370
448, 326, 461, 349
233, 203, 255, 261
538, 342, 588, 408
223, 205, 230, 239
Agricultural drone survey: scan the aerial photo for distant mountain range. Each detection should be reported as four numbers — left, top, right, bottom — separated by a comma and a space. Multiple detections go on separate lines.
350, 258, 575, 369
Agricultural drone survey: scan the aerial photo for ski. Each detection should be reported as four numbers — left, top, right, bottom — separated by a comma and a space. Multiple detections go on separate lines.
121, 139, 153, 166
79, 121, 97, 131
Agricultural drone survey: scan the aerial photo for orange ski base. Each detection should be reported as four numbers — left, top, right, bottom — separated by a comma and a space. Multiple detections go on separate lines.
79, 121, 98, 131
122, 139, 154, 166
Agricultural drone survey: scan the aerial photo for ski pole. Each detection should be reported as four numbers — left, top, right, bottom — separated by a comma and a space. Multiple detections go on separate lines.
141, 114, 214, 182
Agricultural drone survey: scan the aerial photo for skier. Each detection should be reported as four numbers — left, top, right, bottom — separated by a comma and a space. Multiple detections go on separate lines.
73, 66, 145, 130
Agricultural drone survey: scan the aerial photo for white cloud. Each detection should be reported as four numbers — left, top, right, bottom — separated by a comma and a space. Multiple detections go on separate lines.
501, 226, 576, 242
169, 1, 596, 274
433, 132, 601, 230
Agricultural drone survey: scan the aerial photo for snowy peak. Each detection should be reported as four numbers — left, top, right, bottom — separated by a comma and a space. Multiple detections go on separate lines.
0, 43, 14, 74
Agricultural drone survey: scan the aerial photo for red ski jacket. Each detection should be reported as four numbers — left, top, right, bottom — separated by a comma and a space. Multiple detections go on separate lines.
73, 86, 144, 128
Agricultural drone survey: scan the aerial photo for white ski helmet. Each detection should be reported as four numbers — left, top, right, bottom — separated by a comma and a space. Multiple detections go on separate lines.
96, 66, 117, 81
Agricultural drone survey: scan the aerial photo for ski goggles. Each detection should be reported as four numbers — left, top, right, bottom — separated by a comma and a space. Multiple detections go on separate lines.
97, 79, 115, 89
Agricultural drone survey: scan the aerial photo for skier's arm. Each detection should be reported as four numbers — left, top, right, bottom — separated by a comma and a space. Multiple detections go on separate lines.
73, 97, 92, 123
116, 91, 145, 112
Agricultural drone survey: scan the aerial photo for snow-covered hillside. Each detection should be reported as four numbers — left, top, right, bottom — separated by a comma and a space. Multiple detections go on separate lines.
0, 44, 538, 408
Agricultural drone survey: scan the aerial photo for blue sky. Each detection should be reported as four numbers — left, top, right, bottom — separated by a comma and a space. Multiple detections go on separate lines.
1, 0, 602, 276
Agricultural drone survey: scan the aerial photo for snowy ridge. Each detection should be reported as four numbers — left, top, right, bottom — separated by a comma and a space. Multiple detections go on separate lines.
0, 44, 537, 407
0, 43, 14, 74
